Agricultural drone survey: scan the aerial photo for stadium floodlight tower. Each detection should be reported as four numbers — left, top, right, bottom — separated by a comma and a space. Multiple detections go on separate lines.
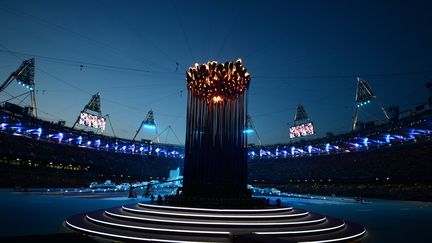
352, 77, 390, 130
294, 104, 309, 124
288, 104, 315, 141
183, 59, 251, 200
72, 92, 111, 135
244, 114, 262, 145
0, 58, 37, 117
132, 109, 160, 143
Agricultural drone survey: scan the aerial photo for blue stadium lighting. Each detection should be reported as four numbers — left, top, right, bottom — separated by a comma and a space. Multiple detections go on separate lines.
291, 146, 295, 156
243, 128, 254, 134
144, 124, 156, 129
121, 145, 126, 151
105, 144, 109, 149
155, 147, 160, 153
68, 138, 73, 142
308, 145, 312, 154
251, 151, 255, 156
129, 144, 135, 152
77, 136, 82, 145
17, 81, 34, 90
0, 123, 6, 130
325, 143, 330, 152
139, 146, 144, 152
354, 143, 359, 148
37, 128, 42, 137
363, 138, 368, 147
357, 100, 371, 108
58, 133, 63, 142
385, 134, 392, 143
87, 141, 91, 146
95, 139, 101, 147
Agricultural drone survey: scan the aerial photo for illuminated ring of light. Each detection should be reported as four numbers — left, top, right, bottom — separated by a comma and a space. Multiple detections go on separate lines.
105, 210, 326, 226
65, 220, 214, 243
87, 214, 344, 236
254, 222, 345, 235
121, 206, 309, 219
137, 203, 293, 212
85, 215, 230, 235
298, 229, 367, 243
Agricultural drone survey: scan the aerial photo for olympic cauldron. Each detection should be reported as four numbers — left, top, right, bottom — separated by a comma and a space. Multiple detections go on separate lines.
182, 59, 251, 200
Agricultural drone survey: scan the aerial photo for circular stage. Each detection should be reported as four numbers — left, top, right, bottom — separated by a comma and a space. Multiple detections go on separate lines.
65, 202, 366, 242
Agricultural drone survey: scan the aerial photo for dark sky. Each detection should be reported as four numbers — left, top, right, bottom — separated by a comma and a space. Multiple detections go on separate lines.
0, 0, 431, 145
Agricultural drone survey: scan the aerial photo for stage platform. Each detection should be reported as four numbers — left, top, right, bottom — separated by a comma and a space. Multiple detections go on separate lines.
66, 202, 366, 242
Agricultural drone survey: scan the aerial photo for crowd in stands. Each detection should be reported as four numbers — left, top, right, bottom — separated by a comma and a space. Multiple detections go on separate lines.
249, 108, 431, 159
1, 106, 432, 201
0, 132, 183, 188
249, 140, 432, 184
0, 109, 184, 159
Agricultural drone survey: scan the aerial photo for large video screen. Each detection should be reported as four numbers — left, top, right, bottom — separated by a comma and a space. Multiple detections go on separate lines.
289, 122, 314, 138
79, 112, 106, 131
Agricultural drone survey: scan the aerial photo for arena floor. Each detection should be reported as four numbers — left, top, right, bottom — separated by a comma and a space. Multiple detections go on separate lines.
0, 189, 430, 242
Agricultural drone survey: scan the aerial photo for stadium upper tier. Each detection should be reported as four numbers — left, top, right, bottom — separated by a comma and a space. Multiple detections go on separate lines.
1, 103, 431, 160
250, 108, 432, 159
0, 107, 184, 158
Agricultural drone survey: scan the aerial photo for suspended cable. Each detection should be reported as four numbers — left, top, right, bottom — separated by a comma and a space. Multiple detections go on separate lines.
0, 4, 166, 70
96, 0, 186, 71
171, 0, 196, 63
0, 49, 183, 76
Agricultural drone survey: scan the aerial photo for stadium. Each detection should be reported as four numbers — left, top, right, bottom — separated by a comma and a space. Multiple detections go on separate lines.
1, 59, 432, 243
1, 71, 431, 201
1, 1, 432, 243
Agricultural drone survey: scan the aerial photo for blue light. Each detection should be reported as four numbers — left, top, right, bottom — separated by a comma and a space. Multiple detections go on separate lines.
243, 128, 253, 134
385, 134, 390, 143
58, 133, 63, 142
37, 128, 42, 137
325, 143, 330, 152
139, 146, 144, 152
291, 146, 295, 156
155, 147, 160, 153
87, 141, 91, 146
105, 144, 109, 149
95, 139, 101, 147
144, 124, 156, 129
363, 138, 368, 147
77, 136, 82, 145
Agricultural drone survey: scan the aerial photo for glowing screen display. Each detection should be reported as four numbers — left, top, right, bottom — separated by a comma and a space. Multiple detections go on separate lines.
289, 122, 314, 138
79, 112, 105, 131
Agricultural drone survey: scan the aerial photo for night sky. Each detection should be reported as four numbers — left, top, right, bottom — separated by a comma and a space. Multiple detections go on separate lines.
0, 0, 431, 145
